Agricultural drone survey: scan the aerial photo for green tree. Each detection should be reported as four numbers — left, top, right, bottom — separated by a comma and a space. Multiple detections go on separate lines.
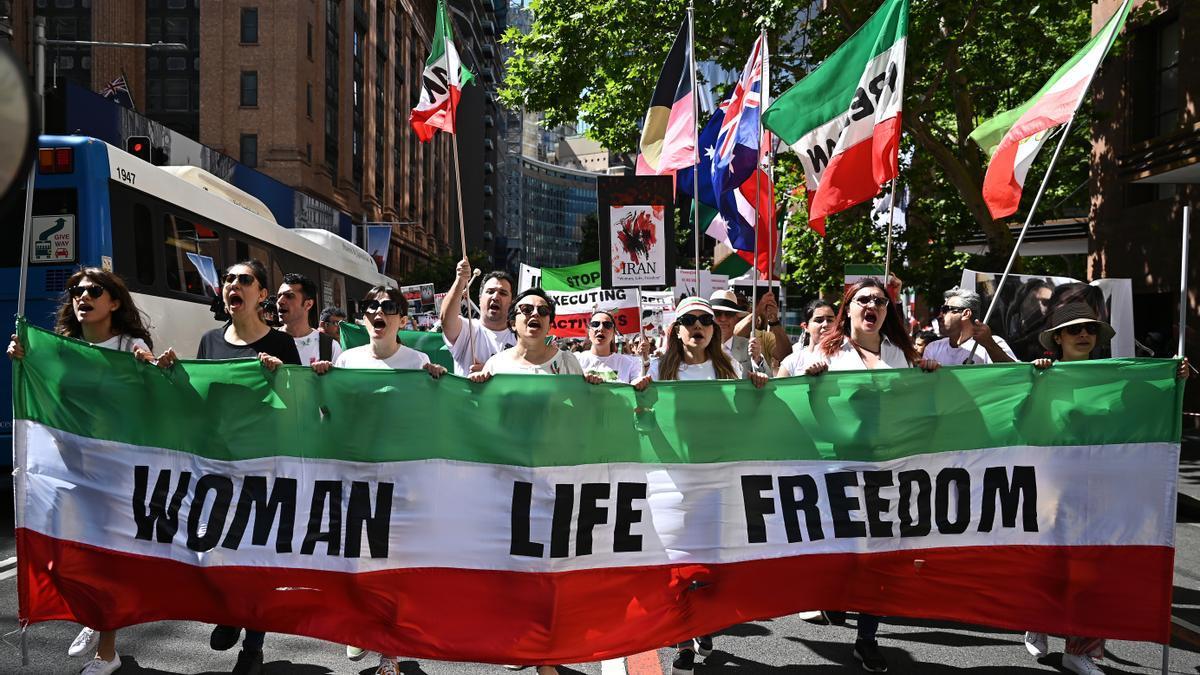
398, 250, 492, 291
578, 212, 600, 263
502, 0, 1126, 299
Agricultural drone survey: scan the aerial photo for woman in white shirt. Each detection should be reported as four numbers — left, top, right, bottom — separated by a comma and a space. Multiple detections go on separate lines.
333, 286, 446, 378
576, 310, 642, 383
8, 267, 168, 675
776, 299, 836, 377
799, 278, 937, 674
470, 289, 602, 384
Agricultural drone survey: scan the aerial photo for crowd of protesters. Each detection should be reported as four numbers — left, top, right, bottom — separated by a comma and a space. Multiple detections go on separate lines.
6, 255, 1192, 675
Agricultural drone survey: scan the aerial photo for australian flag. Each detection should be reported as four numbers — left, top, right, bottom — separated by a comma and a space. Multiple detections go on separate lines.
710, 35, 765, 213
100, 75, 135, 110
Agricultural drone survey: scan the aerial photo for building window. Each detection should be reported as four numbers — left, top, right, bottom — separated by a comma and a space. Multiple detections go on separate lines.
374, 2, 387, 203
352, 14, 366, 190
240, 71, 258, 106
164, 78, 189, 111
240, 8, 258, 44
325, 0, 340, 177
145, 0, 200, 139
1131, 16, 1181, 143
307, 23, 313, 60
240, 134, 258, 168
307, 83, 313, 118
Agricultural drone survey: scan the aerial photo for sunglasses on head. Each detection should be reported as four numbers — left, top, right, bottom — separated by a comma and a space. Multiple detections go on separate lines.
940, 305, 966, 314
590, 320, 614, 329
223, 273, 257, 286
516, 303, 551, 317
69, 285, 105, 299
1061, 323, 1099, 336
678, 314, 715, 327
854, 296, 889, 308
363, 299, 401, 316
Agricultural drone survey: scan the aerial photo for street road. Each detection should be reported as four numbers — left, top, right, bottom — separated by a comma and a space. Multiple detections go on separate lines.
1, 485, 1198, 674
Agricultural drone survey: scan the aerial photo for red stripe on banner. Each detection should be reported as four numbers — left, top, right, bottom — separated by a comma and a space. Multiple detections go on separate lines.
810, 115, 902, 222
18, 529, 1172, 663
550, 307, 641, 339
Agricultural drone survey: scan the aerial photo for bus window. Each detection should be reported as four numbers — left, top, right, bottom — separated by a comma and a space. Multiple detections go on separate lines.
0, 189, 79, 267
232, 238, 273, 284
321, 269, 347, 315
132, 203, 155, 286
164, 213, 221, 298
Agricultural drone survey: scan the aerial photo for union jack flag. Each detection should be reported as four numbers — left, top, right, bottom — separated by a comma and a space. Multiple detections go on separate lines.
710, 34, 765, 202
101, 75, 135, 110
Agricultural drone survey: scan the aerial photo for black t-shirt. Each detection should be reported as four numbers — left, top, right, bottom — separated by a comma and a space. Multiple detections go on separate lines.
196, 324, 302, 365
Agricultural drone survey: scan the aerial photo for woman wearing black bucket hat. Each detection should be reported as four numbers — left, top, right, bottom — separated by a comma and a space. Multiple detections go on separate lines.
1022, 302, 1188, 675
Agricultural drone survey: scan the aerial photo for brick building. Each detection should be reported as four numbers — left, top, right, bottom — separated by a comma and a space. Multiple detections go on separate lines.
1090, 0, 1197, 376
8, 0, 505, 280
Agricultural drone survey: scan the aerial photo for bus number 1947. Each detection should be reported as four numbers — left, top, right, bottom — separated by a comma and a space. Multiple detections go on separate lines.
116, 167, 136, 186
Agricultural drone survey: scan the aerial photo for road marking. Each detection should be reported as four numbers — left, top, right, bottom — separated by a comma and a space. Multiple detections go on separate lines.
0, 556, 15, 568
626, 650, 664, 675
0, 568, 17, 581
600, 658, 627, 675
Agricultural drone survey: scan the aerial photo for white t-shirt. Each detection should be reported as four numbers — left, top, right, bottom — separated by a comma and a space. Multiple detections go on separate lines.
647, 357, 743, 381
445, 319, 516, 376
94, 334, 150, 354
577, 351, 642, 383
923, 336, 1017, 366
483, 348, 583, 376
291, 328, 342, 366
334, 344, 430, 370
777, 348, 820, 377
801, 336, 911, 372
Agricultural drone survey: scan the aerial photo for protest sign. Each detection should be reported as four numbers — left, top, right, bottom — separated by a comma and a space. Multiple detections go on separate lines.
14, 322, 1181, 662
598, 175, 676, 287
960, 269, 1135, 359
520, 262, 641, 337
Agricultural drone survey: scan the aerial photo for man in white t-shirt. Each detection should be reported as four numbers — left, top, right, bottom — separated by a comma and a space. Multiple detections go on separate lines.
439, 256, 516, 375
276, 273, 342, 366
924, 287, 1017, 366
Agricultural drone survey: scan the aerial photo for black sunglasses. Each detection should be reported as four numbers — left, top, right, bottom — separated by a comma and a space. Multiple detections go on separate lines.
853, 296, 889, 308
69, 285, 105, 299
678, 314, 715, 327
362, 299, 401, 316
223, 273, 257, 286
516, 303, 551, 317
1062, 323, 1099, 336
940, 305, 966, 314
590, 320, 614, 329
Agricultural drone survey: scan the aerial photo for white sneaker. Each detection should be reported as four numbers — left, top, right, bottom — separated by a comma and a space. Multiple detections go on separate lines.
79, 654, 121, 675
1062, 654, 1104, 675
1024, 631, 1048, 658
375, 654, 399, 675
346, 645, 367, 661
68, 627, 99, 658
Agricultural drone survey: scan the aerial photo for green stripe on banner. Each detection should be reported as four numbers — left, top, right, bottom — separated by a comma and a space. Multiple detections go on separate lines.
12, 321, 1183, 466
338, 322, 454, 372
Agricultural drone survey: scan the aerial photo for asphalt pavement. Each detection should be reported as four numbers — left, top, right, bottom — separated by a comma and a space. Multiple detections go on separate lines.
2, 483, 1199, 675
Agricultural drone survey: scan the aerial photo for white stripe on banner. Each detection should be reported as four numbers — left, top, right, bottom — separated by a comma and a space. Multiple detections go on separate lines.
18, 420, 1177, 576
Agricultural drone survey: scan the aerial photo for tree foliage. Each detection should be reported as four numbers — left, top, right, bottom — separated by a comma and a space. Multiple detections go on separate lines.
503, 0, 1127, 301
398, 250, 492, 292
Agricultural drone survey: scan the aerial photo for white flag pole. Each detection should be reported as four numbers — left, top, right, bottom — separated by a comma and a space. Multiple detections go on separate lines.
688, 0, 701, 279
966, 118, 1076, 364
1179, 204, 1191, 358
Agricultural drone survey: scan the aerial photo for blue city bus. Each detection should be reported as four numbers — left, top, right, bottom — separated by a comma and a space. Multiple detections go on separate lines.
1, 135, 391, 468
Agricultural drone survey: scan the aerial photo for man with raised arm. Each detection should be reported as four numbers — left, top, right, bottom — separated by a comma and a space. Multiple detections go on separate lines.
439, 256, 516, 375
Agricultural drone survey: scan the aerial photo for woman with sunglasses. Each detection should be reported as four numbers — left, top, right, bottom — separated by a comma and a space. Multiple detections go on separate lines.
800, 279, 937, 673
776, 299, 837, 377
470, 289, 598, 384
195, 260, 300, 675
1021, 303, 1188, 675
334, 286, 446, 376
195, 260, 301, 374
7, 267, 169, 675
576, 309, 642, 383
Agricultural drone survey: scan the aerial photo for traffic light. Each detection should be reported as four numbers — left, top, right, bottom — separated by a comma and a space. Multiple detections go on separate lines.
126, 135, 152, 162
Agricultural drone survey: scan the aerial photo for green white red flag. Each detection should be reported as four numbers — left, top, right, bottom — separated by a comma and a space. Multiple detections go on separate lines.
762, 0, 907, 228
410, 0, 474, 142
13, 322, 1182, 661
970, 0, 1132, 220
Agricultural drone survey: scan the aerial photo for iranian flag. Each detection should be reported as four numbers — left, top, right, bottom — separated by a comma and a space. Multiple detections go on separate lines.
409, 0, 474, 142
970, 1, 1132, 220
762, 0, 906, 227
13, 322, 1182, 662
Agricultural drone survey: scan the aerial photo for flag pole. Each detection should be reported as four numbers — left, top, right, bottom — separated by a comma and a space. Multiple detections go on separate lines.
967, 119, 1076, 363
443, 17, 477, 370
749, 30, 768, 373
1179, 204, 1191, 358
883, 178, 898, 284
688, 0, 701, 279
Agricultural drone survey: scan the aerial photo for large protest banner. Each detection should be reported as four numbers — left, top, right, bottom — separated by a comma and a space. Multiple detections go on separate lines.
13, 322, 1181, 663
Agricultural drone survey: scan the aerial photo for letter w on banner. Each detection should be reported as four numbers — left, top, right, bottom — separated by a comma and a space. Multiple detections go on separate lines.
12, 320, 1183, 664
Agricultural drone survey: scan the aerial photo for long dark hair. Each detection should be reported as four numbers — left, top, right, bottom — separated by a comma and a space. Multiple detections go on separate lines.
55, 267, 154, 349
657, 319, 739, 381
819, 278, 915, 365
801, 298, 836, 347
